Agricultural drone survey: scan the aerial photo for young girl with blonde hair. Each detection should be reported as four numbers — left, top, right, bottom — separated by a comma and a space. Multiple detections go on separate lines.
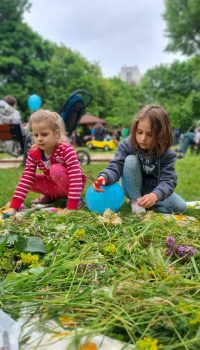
93, 105, 187, 214
4, 109, 86, 215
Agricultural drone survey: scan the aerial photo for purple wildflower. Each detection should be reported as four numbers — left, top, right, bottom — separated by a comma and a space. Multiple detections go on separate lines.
165, 248, 173, 256
166, 236, 176, 248
175, 245, 196, 258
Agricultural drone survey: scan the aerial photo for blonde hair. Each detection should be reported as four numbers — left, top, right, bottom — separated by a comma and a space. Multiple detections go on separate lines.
130, 104, 173, 156
28, 109, 67, 142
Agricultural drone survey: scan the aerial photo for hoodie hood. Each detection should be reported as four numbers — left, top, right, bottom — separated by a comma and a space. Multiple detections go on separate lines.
0, 100, 21, 124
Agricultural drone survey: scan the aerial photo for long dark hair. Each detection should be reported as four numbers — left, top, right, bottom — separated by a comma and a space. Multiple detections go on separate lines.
130, 105, 173, 156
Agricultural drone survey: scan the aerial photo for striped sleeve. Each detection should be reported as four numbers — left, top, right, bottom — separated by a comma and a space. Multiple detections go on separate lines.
10, 154, 37, 210
61, 144, 85, 209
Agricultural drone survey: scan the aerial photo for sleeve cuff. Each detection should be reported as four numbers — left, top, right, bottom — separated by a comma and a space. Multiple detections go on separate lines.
152, 190, 163, 202
67, 198, 79, 210
10, 198, 24, 211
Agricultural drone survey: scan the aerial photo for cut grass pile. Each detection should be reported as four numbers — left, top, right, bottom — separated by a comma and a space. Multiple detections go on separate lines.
0, 152, 200, 349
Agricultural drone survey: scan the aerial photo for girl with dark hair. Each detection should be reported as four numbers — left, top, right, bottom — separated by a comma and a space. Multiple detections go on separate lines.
93, 105, 187, 214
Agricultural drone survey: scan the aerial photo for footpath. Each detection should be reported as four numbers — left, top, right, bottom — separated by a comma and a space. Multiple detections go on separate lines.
0, 153, 114, 169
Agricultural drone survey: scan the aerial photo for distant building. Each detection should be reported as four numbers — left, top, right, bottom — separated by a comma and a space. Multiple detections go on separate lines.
118, 65, 142, 84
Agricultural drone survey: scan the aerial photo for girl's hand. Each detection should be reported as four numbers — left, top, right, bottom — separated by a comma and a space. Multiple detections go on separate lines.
3, 208, 16, 217
137, 193, 158, 208
92, 176, 107, 192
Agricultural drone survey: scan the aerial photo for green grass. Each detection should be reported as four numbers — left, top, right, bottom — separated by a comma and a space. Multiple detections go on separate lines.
175, 154, 200, 201
0, 152, 200, 348
0, 152, 199, 208
0, 152, 15, 159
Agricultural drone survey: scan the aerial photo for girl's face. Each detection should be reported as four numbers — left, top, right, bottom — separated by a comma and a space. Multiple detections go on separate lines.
136, 117, 153, 150
32, 122, 60, 155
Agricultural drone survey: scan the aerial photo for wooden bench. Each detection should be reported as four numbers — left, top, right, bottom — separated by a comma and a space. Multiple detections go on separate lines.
0, 124, 24, 154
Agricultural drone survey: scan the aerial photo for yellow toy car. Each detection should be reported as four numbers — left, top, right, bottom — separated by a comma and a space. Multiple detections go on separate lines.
86, 139, 117, 151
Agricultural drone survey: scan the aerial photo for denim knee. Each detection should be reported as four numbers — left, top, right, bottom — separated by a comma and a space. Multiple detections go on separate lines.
124, 155, 139, 172
175, 200, 187, 213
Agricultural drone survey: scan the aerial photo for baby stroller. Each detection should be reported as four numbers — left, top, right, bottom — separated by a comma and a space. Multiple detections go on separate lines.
23, 89, 92, 165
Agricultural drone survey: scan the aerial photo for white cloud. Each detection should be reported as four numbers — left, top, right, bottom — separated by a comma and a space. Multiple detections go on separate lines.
24, 0, 185, 77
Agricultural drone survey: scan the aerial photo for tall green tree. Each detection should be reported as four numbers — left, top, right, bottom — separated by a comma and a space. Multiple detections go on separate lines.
140, 58, 200, 131
0, 0, 56, 118
105, 78, 142, 127
163, 0, 200, 55
0, 0, 31, 24
0, 0, 146, 128
141, 60, 199, 101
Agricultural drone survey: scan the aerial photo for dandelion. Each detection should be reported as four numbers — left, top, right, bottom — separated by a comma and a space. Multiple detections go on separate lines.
20, 252, 40, 265
136, 336, 160, 350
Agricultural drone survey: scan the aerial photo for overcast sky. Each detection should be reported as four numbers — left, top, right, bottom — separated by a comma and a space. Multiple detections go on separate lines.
24, 0, 184, 78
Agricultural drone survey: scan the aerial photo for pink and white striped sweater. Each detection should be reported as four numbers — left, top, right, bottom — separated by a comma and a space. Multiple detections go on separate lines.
10, 142, 86, 210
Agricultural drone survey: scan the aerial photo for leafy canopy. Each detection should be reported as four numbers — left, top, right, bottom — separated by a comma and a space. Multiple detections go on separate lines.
163, 0, 200, 55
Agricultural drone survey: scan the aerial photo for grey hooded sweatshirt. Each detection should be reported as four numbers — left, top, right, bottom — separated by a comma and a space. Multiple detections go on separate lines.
99, 137, 177, 202
0, 100, 21, 124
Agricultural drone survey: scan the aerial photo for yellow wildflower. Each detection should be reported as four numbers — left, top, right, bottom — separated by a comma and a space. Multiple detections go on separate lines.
189, 311, 200, 325
74, 229, 86, 239
77, 342, 98, 350
103, 243, 117, 256
173, 214, 186, 221
20, 252, 39, 265
58, 315, 76, 327
136, 337, 160, 350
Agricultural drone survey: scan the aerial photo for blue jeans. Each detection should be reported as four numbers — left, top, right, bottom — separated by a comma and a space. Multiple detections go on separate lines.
121, 155, 187, 214
179, 132, 195, 154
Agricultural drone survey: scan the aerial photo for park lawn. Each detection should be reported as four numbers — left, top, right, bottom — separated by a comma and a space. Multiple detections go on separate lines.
0, 152, 200, 349
0, 152, 199, 208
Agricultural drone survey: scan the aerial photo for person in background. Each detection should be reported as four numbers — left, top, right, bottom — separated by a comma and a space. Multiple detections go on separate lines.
0, 95, 23, 155
3, 109, 86, 216
175, 127, 200, 158
93, 122, 105, 141
93, 105, 187, 214
173, 127, 181, 145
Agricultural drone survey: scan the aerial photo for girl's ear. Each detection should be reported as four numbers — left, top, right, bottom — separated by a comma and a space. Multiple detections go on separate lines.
55, 129, 61, 140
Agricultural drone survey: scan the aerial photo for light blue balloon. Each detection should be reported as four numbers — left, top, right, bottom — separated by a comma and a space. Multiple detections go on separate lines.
28, 94, 42, 111
86, 183, 125, 214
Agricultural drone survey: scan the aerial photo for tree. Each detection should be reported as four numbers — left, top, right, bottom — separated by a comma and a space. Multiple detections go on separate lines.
0, 0, 31, 24
163, 0, 200, 55
140, 57, 200, 131
0, 0, 144, 127
141, 60, 200, 102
